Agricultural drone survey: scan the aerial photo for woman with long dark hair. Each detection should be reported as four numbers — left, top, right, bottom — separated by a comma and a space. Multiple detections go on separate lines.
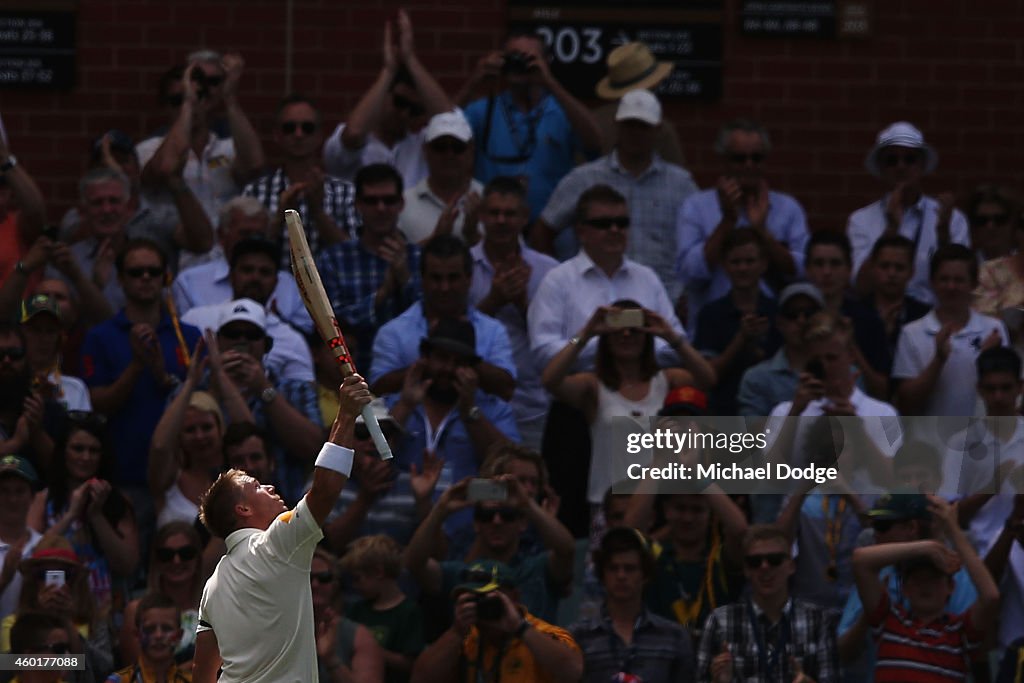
542, 300, 712, 519
26, 412, 137, 617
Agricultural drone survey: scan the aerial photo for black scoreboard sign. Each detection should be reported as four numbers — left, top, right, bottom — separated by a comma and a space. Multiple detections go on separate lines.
0, 9, 76, 89
508, 2, 723, 101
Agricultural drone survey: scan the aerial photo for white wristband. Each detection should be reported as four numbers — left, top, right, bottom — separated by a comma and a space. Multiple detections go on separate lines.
314, 443, 354, 477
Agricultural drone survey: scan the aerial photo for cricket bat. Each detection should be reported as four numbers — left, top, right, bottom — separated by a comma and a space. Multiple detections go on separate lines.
285, 209, 393, 460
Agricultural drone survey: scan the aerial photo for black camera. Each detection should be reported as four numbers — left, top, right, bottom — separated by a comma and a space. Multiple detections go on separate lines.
474, 593, 505, 621
501, 51, 533, 76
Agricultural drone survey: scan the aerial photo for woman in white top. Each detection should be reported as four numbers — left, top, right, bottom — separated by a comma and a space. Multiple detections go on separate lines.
542, 300, 711, 514
148, 333, 252, 528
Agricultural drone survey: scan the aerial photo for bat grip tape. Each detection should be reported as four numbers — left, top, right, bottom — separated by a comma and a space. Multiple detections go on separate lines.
362, 404, 394, 461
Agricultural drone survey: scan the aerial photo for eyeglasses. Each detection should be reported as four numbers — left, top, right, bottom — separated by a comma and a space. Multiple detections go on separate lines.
429, 139, 468, 155
218, 328, 264, 342
204, 75, 224, 87
584, 216, 631, 231
124, 266, 164, 279
728, 152, 765, 165
165, 93, 185, 107
392, 94, 425, 117
311, 571, 334, 584
281, 120, 317, 135
156, 545, 199, 562
780, 307, 818, 321
33, 642, 70, 655
0, 347, 26, 361
872, 519, 896, 534
744, 552, 788, 569
473, 506, 523, 523
882, 151, 921, 168
973, 213, 1009, 227
357, 193, 402, 207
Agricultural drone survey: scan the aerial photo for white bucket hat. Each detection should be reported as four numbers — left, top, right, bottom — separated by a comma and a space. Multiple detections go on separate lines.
865, 121, 938, 177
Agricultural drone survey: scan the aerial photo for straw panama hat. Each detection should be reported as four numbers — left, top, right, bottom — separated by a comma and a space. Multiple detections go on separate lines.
595, 42, 674, 100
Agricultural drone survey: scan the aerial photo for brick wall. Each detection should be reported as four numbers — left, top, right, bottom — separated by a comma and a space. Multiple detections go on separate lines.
3, 0, 1023, 232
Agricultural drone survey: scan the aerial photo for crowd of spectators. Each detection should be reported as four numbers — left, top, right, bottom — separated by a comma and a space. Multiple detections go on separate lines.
3, 13, 1024, 683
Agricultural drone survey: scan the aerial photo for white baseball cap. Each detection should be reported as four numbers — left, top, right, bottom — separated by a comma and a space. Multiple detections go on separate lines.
424, 109, 473, 143
217, 298, 267, 333
615, 89, 662, 126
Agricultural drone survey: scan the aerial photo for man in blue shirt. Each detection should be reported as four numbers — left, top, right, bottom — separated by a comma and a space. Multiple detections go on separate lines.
457, 33, 603, 222
676, 119, 809, 332
81, 238, 200, 524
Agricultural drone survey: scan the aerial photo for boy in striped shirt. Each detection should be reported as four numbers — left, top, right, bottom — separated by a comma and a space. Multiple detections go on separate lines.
852, 495, 999, 682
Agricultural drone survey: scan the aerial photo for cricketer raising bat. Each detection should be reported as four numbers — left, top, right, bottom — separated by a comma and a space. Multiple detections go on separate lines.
285, 209, 393, 460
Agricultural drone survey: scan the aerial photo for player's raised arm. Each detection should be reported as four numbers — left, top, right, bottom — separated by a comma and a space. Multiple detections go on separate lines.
306, 374, 373, 525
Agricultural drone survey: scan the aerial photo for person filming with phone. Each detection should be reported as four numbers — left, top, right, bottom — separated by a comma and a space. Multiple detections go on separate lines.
410, 558, 582, 683
542, 299, 708, 528
403, 473, 575, 628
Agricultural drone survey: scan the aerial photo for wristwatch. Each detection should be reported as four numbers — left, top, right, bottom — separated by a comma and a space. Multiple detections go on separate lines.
465, 405, 481, 422
0, 156, 17, 174
259, 386, 278, 405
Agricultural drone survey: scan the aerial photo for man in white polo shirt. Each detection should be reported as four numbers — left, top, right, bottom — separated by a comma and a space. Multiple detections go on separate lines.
893, 243, 1007, 416
192, 374, 370, 683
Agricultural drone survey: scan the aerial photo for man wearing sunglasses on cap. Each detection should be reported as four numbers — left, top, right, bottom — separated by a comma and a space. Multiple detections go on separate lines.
324, 10, 451, 189
242, 94, 356, 270
404, 473, 575, 627
181, 236, 316, 383
677, 119, 809, 333
698, 524, 838, 683
837, 491, 978, 683
848, 122, 970, 306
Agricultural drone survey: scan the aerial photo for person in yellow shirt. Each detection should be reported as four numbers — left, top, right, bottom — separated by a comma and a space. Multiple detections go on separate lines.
106, 593, 191, 683
410, 561, 582, 683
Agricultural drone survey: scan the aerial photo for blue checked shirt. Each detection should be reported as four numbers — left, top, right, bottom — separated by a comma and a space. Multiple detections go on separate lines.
315, 239, 422, 373
242, 167, 359, 270
540, 152, 699, 300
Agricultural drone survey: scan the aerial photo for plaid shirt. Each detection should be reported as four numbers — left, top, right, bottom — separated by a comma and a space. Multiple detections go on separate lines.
315, 238, 422, 372
242, 167, 358, 269
697, 598, 838, 683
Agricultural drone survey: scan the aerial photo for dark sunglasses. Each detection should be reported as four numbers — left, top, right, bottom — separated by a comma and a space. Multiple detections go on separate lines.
311, 571, 334, 584
358, 193, 402, 207
474, 506, 523, 523
0, 347, 26, 361
744, 552, 788, 569
281, 120, 317, 135
218, 328, 264, 342
728, 152, 765, 164
35, 642, 70, 655
872, 519, 896, 534
392, 94, 425, 117
204, 75, 224, 87
165, 93, 185, 107
124, 266, 164, 279
430, 139, 468, 155
780, 306, 818, 321
585, 216, 630, 231
882, 151, 921, 168
973, 213, 1009, 226
156, 545, 199, 562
